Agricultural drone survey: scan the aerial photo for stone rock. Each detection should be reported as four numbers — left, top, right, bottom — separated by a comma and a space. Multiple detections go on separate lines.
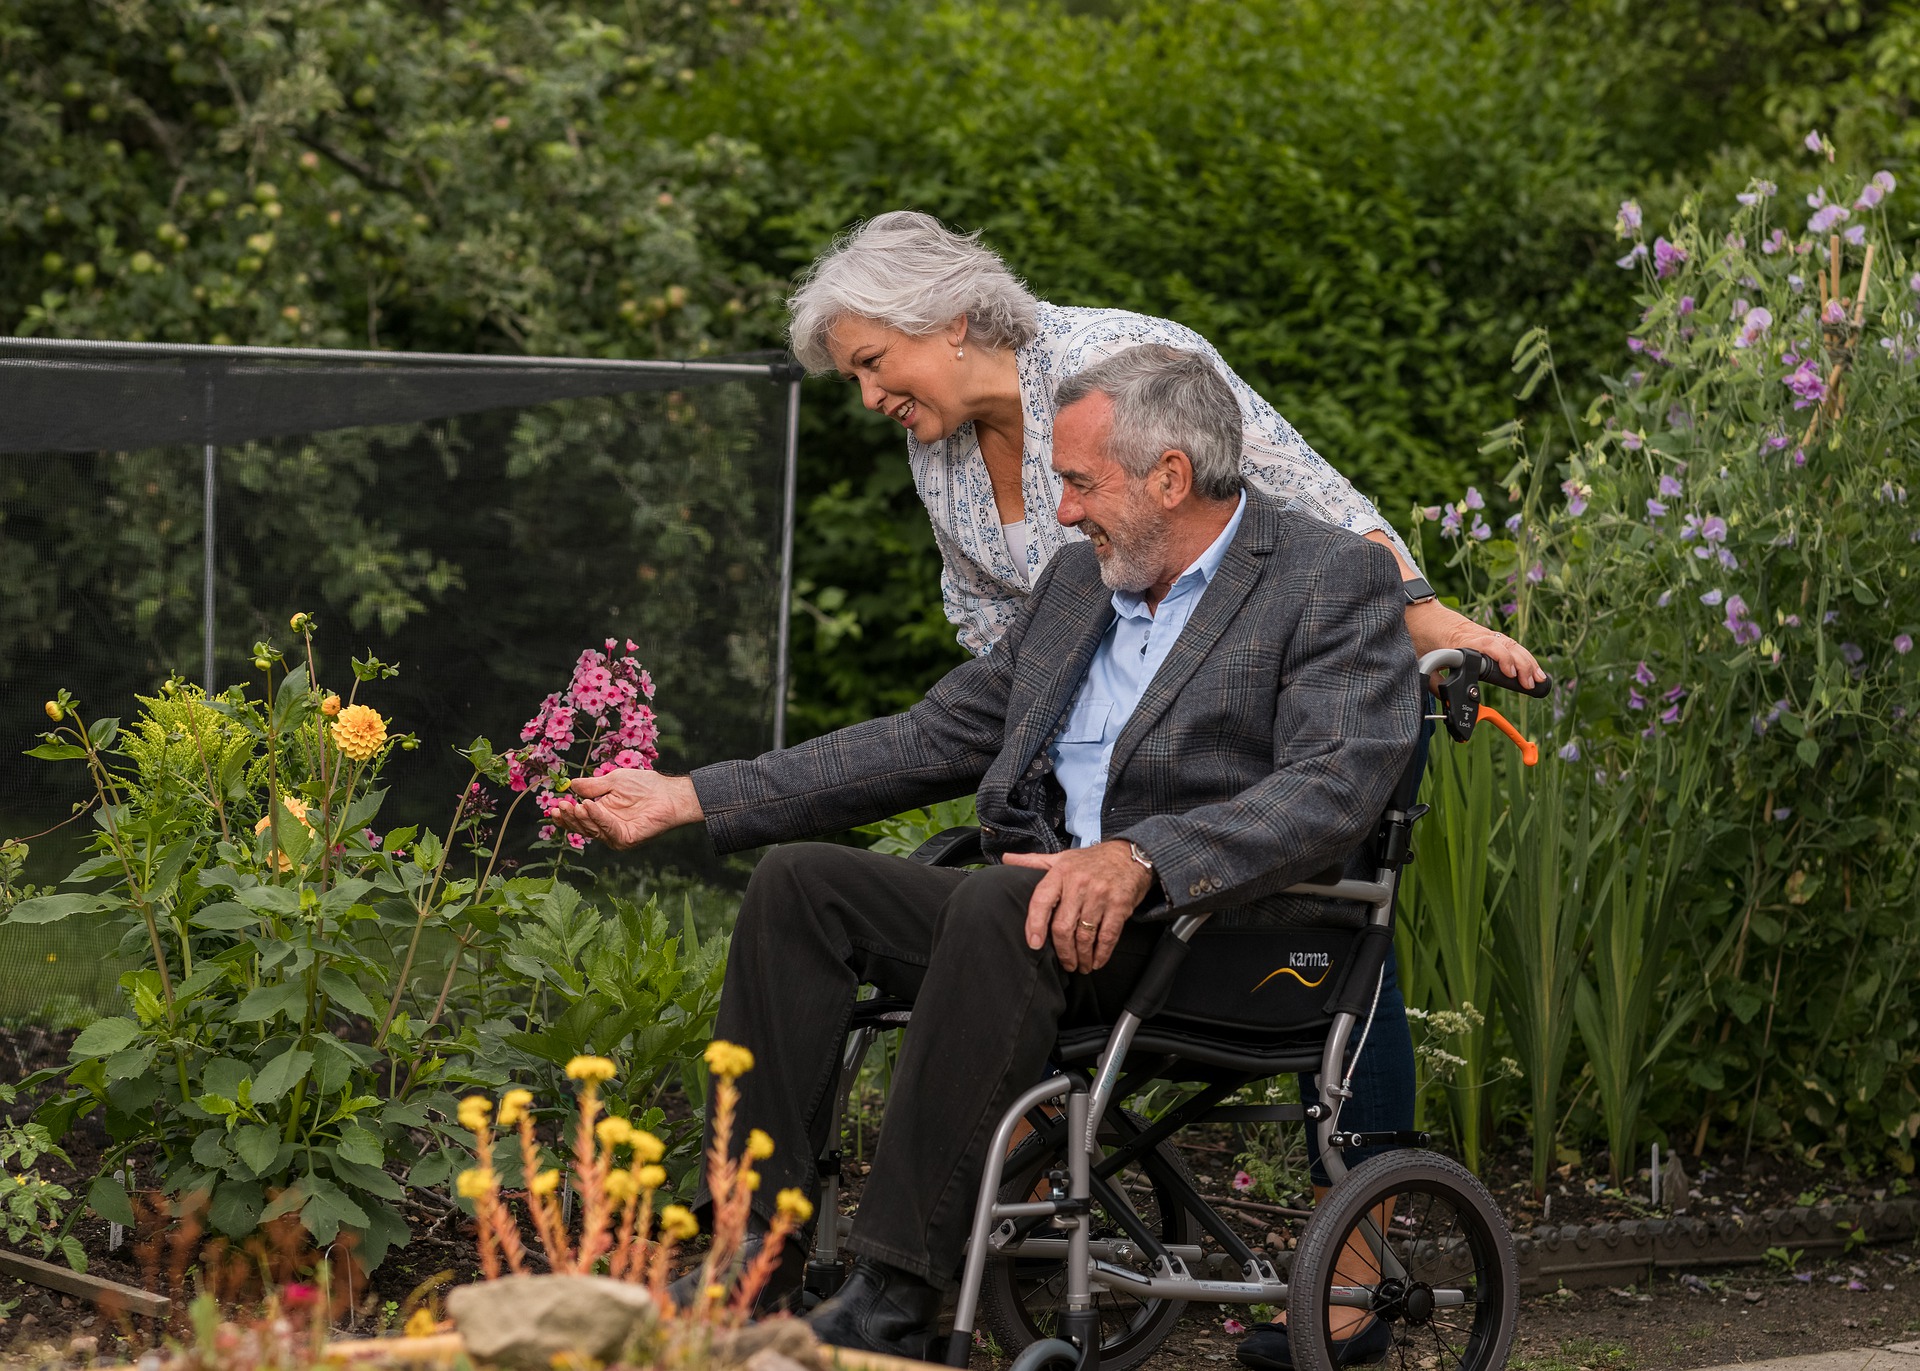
712, 1318, 826, 1371
448, 1275, 655, 1370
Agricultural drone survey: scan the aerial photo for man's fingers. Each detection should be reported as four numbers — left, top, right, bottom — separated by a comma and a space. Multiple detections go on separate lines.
1025, 870, 1062, 950
1004, 851, 1061, 870
568, 773, 616, 799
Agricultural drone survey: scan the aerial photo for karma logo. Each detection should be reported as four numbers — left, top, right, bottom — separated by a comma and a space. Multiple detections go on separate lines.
1252, 950, 1332, 992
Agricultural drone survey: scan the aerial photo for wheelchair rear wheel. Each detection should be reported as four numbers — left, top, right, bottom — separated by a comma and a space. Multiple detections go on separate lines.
979, 1110, 1201, 1371
1288, 1149, 1517, 1371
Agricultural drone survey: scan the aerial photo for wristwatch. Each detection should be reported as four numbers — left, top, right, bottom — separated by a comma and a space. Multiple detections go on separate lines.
1402, 575, 1437, 606
1126, 841, 1155, 875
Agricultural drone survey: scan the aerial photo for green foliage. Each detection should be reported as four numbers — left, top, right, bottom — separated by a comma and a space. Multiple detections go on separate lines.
856, 795, 979, 857
0, 1080, 80, 1272
1438, 152, 1920, 1175
10, 631, 738, 1259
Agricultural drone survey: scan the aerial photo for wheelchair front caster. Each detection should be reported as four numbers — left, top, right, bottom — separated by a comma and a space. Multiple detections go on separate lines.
1288, 1150, 1518, 1371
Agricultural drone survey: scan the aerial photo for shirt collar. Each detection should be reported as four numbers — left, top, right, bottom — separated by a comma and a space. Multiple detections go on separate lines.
1111, 491, 1248, 619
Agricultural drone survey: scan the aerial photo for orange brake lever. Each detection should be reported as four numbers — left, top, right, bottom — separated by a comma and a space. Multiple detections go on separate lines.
1477, 706, 1539, 766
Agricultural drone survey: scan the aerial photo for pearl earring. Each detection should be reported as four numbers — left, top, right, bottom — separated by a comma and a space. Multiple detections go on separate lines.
956, 347, 965, 360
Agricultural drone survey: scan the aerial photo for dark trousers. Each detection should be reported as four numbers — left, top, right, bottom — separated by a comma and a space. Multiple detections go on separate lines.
708, 842, 1420, 1285
708, 843, 1159, 1287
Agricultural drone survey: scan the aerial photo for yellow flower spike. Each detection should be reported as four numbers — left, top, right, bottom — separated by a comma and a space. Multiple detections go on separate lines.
703, 1284, 725, 1303
595, 1115, 634, 1149
658, 1204, 697, 1242
404, 1308, 438, 1339
529, 1169, 562, 1197
564, 1055, 618, 1085
320, 693, 342, 718
332, 704, 388, 762
630, 1130, 665, 1164
497, 1088, 534, 1127
455, 1168, 493, 1200
776, 1188, 814, 1224
457, 1095, 493, 1133
746, 1128, 775, 1161
636, 1164, 667, 1191
702, 1040, 754, 1079
605, 1170, 637, 1204
743, 1169, 761, 1192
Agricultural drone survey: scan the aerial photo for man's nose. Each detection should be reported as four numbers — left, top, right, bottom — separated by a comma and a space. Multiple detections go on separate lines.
1055, 490, 1078, 528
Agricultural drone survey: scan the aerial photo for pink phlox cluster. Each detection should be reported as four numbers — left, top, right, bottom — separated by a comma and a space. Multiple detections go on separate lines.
510, 641, 662, 849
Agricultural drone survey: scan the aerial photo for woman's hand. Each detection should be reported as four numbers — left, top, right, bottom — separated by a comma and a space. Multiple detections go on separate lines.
1405, 599, 1547, 690
549, 770, 703, 850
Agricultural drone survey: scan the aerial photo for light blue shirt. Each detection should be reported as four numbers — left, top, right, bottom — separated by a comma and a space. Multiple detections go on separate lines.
1049, 494, 1248, 846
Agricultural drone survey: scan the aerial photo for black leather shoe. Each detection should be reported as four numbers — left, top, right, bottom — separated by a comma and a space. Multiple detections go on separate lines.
667, 1229, 810, 1315
805, 1257, 943, 1359
1236, 1316, 1392, 1370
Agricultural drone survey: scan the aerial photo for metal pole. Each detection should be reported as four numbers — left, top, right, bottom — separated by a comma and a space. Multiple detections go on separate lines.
202, 440, 216, 689
771, 375, 801, 751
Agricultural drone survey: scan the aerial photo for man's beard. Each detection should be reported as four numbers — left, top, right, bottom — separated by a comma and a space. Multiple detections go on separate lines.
1081, 488, 1170, 594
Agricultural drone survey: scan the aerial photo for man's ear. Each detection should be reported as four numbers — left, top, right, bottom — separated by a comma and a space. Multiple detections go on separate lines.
1157, 450, 1195, 507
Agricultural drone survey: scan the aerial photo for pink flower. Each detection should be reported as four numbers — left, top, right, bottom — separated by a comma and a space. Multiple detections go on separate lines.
1653, 237, 1687, 278
1784, 360, 1828, 409
1804, 130, 1825, 155
1896, 634, 1914, 655
1809, 203, 1850, 234
282, 1283, 319, 1308
1615, 200, 1642, 236
1231, 1170, 1255, 1193
1223, 1319, 1248, 1336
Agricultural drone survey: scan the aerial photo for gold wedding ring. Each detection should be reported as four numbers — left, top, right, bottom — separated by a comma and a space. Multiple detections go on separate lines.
1078, 919, 1097, 929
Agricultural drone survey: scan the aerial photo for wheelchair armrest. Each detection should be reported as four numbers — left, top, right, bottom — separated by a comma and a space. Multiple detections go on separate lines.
909, 825, 985, 868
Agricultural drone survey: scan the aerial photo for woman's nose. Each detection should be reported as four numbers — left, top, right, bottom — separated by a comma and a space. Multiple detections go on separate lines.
857, 377, 887, 411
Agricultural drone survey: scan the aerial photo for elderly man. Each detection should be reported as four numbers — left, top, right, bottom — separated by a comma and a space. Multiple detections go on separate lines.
555, 343, 1419, 1360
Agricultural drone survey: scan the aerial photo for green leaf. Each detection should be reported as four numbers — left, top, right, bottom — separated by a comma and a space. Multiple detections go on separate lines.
297, 1174, 368, 1245
335, 1124, 384, 1167
272, 665, 311, 732
193, 1129, 234, 1169
231, 984, 305, 1024
69, 1017, 141, 1059
318, 969, 377, 1020
231, 1124, 283, 1176
7, 893, 106, 925
57, 1236, 87, 1275
193, 902, 260, 931
251, 1048, 313, 1106
329, 1156, 405, 1201
237, 885, 301, 917
24, 743, 87, 761
174, 962, 229, 1002
260, 1185, 307, 1224
88, 1175, 136, 1227
200, 1058, 252, 1100
87, 716, 121, 749
1795, 737, 1820, 767
104, 1044, 157, 1080
209, 1180, 266, 1238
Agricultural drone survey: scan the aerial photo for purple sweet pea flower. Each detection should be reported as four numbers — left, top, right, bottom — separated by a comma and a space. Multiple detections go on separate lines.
1658, 474, 1684, 498
1701, 515, 1727, 543
1784, 360, 1829, 409
1897, 634, 1914, 655
1736, 305, 1773, 348
1561, 479, 1590, 517
1501, 600, 1518, 615
1762, 228, 1788, 255
1622, 429, 1644, 450
1804, 130, 1825, 154
1793, 447, 1808, 468
1701, 588, 1724, 606
1616, 200, 1642, 236
1527, 561, 1545, 583
1506, 513, 1523, 532
1653, 237, 1687, 278
1808, 186, 1828, 208
1738, 181, 1777, 206
1660, 703, 1683, 725
1664, 684, 1687, 704
1840, 642, 1864, 666
1635, 660, 1656, 686
1464, 486, 1485, 510
1646, 497, 1667, 519
1823, 298, 1847, 325
1440, 507, 1462, 537
1677, 296, 1695, 316
1617, 243, 1648, 269
1628, 687, 1647, 710
1469, 515, 1491, 541
1911, 272, 1920, 295
1717, 547, 1741, 570
1558, 740, 1581, 762
1657, 589, 1673, 607
1773, 807, 1792, 821
1825, 610, 1841, 624
1784, 614, 1801, 627
1844, 224, 1867, 246
1809, 203, 1851, 234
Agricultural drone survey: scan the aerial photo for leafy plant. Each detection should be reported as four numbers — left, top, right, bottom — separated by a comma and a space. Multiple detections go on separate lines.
0, 1080, 80, 1271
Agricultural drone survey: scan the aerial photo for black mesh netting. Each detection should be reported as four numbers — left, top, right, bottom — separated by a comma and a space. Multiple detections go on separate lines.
0, 341, 798, 1018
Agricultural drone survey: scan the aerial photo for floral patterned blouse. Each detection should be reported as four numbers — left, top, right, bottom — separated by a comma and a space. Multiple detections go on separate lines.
909, 302, 1420, 656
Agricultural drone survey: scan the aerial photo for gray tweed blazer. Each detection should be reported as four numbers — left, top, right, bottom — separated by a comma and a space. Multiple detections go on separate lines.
692, 494, 1420, 925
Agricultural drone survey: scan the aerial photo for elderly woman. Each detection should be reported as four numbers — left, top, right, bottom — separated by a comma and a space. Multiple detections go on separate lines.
789, 210, 1543, 685
788, 211, 1531, 1371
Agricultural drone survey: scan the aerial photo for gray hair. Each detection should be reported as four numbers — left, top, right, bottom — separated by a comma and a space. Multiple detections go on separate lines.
1054, 345, 1244, 501
787, 211, 1040, 373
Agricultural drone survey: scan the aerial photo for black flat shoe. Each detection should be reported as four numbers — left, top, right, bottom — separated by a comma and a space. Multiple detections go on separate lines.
1236, 1316, 1393, 1370
667, 1229, 809, 1315
805, 1257, 942, 1360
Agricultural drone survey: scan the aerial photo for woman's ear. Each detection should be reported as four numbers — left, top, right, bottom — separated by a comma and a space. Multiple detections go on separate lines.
944, 315, 970, 350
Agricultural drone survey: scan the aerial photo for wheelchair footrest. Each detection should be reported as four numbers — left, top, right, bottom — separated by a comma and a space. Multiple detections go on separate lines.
1328, 1129, 1431, 1149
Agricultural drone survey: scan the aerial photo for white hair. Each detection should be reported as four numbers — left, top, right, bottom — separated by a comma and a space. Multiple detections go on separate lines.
1054, 345, 1244, 502
787, 211, 1040, 373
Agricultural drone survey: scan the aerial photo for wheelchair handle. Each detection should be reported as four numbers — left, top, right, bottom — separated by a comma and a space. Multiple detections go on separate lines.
1417, 646, 1552, 699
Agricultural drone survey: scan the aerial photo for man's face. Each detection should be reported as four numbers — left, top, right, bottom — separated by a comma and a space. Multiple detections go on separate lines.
1053, 394, 1169, 594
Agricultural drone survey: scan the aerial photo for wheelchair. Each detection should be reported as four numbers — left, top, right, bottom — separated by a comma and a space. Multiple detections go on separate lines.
800, 649, 1547, 1371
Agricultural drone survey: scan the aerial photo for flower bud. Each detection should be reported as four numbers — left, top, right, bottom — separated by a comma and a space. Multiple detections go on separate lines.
253, 657, 271, 673
43, 701, 63, 722
289, 612, 313, 634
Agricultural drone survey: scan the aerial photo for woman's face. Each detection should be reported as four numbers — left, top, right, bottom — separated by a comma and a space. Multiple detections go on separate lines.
826, 315, 971, 443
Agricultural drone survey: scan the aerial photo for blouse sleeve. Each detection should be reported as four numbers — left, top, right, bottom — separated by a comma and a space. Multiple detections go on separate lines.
932, 518, 1021, 657
1053, 313, 1422, 575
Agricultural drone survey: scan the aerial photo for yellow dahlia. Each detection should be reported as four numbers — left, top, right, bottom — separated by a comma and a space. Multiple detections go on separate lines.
564, 1054, 618, 1085
331, 704, 387, 762
703, 1040, 754, 1079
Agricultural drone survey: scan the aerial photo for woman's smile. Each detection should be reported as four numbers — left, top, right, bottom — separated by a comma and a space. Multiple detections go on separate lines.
888, 397, 918, 428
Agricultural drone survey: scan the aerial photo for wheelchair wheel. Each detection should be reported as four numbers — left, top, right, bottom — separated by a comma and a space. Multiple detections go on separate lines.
979, 1110, 1200, 1371
1287, 1149, 1517, 1371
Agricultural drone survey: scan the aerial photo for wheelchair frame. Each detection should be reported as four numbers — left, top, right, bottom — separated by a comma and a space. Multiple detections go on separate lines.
801, 649, 1542, 1371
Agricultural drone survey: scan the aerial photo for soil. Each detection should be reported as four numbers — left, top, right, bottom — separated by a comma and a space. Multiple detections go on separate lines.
4, 1030, 1915, 1371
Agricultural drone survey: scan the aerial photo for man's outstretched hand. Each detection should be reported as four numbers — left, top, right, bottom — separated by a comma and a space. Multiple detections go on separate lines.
548, 770, 703, 850
1005, 841, 1153, 974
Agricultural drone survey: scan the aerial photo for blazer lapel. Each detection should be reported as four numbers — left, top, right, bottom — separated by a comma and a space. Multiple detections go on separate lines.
1104, 502, 1277, 783
1006, 565, 1115, 779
